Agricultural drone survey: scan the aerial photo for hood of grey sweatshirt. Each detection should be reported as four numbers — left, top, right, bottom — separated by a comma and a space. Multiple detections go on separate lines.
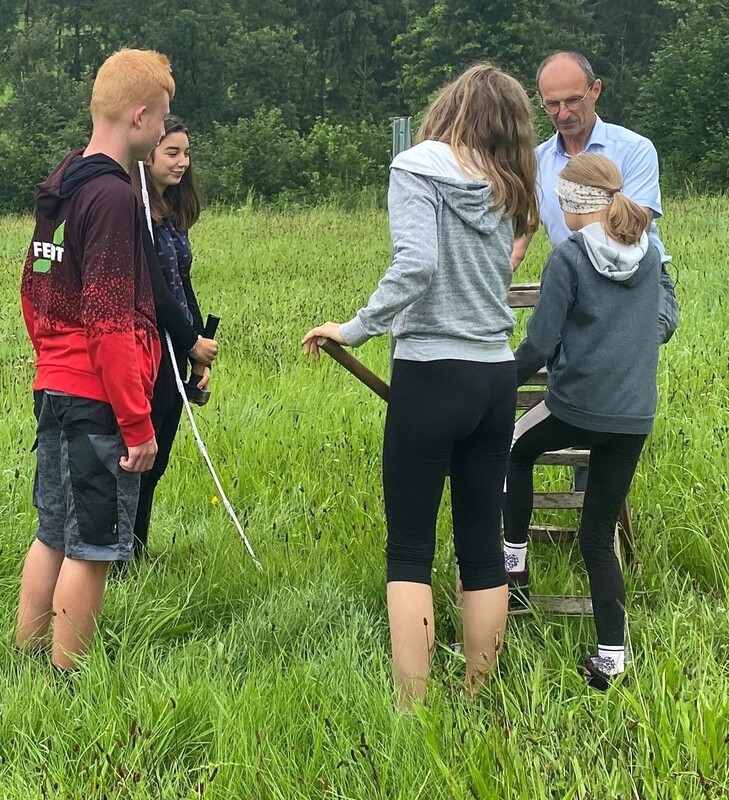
580, 221, 649, 281
393, 142, 505, 236
339, 140, 516, 362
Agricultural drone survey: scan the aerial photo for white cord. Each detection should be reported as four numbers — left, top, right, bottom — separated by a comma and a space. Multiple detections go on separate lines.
138, 161, 261, 568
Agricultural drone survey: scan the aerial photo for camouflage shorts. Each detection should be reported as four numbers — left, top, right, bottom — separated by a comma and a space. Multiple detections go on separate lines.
33, 391, 140, 561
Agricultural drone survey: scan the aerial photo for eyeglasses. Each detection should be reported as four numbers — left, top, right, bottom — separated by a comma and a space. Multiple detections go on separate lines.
540, 85, 594, 115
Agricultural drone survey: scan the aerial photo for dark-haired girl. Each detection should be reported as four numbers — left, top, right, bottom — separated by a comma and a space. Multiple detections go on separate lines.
133, 115, 217, 556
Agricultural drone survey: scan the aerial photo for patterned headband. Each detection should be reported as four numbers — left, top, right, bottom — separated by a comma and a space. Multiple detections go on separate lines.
555, 178, 619, 214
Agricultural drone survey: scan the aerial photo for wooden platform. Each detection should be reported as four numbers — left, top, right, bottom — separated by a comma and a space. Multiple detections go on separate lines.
522, 595, 594, 616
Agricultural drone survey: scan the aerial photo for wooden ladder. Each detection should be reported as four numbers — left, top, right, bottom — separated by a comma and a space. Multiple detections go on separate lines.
505, 283, 635, 615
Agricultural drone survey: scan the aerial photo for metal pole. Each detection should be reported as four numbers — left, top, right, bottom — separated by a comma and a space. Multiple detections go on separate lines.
389, 117, 412, 367
391, 116, 412, 159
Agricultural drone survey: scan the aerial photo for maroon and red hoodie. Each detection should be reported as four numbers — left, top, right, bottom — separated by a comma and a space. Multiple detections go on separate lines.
21, 149, 161, 447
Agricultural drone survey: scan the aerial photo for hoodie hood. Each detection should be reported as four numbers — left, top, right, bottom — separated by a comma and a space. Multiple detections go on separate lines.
35, 149, 130, 219
391, 140, 505, 235
578, 222, 649, 282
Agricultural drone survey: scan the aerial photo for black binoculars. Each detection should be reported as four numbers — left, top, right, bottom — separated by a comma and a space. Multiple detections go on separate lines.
184, 314, 220, 406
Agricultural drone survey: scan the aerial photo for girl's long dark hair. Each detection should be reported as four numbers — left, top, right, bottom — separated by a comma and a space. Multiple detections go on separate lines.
133, 114, 201, 230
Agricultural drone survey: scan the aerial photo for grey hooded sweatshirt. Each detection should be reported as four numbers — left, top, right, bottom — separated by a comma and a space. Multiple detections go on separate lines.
339, 141, 515, 362
515, 222, 663, 434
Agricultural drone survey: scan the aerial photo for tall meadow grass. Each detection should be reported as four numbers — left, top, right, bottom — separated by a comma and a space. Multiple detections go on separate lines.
0, 199, 726, 798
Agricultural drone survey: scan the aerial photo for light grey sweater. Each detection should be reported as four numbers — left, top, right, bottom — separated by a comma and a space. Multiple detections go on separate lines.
339, 141, 516, 362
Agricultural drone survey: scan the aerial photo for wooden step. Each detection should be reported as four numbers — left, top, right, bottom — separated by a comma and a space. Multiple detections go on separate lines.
533, 491, 584, 509
508, 284, 541, 308
535, 449, 590, 467
529, 524, 578, 543
530, 595, 593, 615
516, 389, 546, 408
522, 368, 548, 386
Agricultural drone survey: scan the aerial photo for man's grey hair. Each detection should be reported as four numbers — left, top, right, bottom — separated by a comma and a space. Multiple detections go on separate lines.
536, 52, 596, 90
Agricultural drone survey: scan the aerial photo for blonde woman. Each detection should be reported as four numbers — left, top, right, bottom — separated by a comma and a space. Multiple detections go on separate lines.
303, 64, 538, 708
504, 152, 676, 689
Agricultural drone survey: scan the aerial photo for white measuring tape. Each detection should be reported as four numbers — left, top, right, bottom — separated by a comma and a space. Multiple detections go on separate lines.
138, 161, 261, 569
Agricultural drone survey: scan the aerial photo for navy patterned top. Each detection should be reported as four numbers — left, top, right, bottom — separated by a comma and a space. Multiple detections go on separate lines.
155, 220, 194, 326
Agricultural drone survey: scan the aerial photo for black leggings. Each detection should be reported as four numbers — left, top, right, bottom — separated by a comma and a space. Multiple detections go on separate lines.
133, 344, 186, 551
383, 358, 516, 591
504, 402, 646, 646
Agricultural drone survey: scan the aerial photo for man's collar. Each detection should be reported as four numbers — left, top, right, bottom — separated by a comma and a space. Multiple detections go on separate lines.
552, 115, 606, 155
589, 115, 608, 147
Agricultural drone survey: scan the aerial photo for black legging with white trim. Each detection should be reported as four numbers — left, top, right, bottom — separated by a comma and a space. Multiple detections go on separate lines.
504, 401, 646, 646
384, 358, 516, 591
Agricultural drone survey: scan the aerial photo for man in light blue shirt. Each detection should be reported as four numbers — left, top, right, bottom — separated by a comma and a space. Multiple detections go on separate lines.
510, 51, 678, 497
512, 51, 672, 269
536, 116, 668, 265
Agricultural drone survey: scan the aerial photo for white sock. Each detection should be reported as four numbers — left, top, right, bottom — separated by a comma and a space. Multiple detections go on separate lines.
597, 645, 625, 675
503, 541, 527, 573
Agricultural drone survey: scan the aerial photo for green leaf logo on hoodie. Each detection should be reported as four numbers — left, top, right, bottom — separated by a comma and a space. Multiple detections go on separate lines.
33, 220, 65, 273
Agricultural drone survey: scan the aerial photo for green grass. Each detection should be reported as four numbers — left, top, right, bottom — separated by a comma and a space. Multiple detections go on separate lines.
0, 199, 727, 798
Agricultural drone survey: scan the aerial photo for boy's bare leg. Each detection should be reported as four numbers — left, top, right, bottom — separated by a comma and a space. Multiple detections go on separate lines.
387, 581, 435, 711
17, 539, 65, 649
462, 584, 508, 697
51, 558, 110, 670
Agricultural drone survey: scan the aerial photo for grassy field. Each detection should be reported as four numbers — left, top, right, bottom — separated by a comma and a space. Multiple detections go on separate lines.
0, 199, 727, 799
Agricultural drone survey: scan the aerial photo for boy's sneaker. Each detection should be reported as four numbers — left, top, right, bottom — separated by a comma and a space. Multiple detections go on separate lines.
507, 569, 530, 614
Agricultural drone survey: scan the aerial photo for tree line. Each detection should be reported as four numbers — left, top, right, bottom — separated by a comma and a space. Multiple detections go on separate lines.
0, 0, 726, 211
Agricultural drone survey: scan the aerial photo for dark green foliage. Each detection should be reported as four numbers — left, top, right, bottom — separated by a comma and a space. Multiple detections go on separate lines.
0, 0, 723, 210
289, 0, 407, 125
588, 0, 677, 127
0, 18, 91, 211
223, 27, 309, 128
637, 0, 729, 192
194, 110, 305, 204
144, 5, 244, 130
194, 111, 389, 205
393, 0, 600, 113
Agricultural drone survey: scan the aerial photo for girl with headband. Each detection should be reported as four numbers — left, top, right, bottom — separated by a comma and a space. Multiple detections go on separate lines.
504, 151, 676, 689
